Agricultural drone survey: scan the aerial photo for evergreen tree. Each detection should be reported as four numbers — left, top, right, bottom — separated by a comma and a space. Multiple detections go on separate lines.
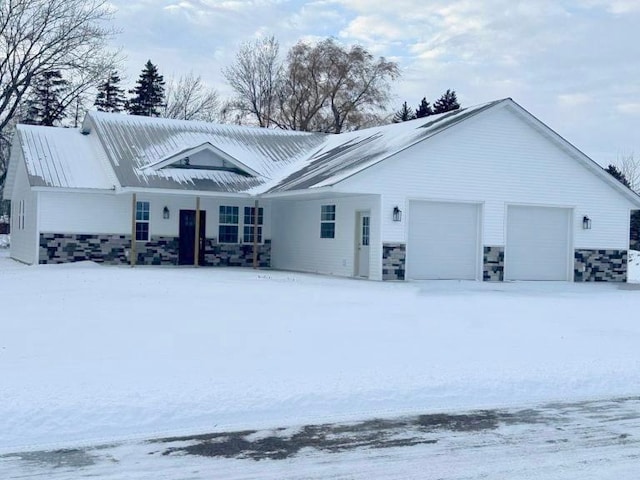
605, 164, 631, 188
415, 97, 433, 118
23, 70, 69, 126
127, 61, 165, 117
432, 89, 460, 114
393, 101, 416, 123
95, 71, 126, 113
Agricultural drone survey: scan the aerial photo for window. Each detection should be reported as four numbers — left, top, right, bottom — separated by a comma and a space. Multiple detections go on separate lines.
135, 201, 150, 241
361, 215, 370, 246
243, 206, 264, 243
219, 206, 239, 243
321, 204, 335, 238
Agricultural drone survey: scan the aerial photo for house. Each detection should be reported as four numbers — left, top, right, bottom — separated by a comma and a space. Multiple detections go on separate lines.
4, 98, 639, 281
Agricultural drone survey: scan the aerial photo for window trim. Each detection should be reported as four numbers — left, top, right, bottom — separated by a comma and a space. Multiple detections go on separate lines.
135, 201, 150, 242
320, 204, 336, 239
219, 205, 239, 243
243, 206, 264, 244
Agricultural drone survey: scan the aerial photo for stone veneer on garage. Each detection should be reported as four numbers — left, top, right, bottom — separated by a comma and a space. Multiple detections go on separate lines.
483, 246, 505, 281
574, 249, 627, 282
39, 233, 271, 267
382, 243, 406, 280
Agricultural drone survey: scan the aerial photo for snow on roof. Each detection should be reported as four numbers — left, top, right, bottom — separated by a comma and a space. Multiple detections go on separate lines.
257, 100, 506, 194
12, 99, 511, 195
84, 111, 327, 193
16, 125, 114, 190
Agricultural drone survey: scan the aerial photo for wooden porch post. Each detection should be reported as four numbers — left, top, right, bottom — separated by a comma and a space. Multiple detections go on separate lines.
130, 193, 137, 267
253, 199, 259, 269
194, 196, 201, 267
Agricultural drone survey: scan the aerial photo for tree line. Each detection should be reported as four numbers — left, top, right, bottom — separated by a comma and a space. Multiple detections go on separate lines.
0, 0, 462, 194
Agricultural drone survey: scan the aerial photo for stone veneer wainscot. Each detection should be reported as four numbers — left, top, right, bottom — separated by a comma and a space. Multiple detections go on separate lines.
39, 233, 271, 267
574, 249, 627, 282
382, 243, 405, 280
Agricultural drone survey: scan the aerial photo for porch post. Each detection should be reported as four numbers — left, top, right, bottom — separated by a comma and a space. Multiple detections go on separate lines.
130, 193, 137, 267
253, 199, 259, 269
194, 196, 201, 267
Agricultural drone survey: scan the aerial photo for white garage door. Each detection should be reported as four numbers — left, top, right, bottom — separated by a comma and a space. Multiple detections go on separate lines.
505, 206, 571, 281
408, 201, 480, 280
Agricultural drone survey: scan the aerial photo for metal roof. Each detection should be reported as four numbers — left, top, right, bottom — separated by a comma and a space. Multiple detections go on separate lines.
83, 111, 327, 193
258, 100, 505, 194
15, 125, 114, 190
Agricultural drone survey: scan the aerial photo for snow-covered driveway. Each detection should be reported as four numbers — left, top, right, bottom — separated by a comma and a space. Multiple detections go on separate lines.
1, 252, 639, 462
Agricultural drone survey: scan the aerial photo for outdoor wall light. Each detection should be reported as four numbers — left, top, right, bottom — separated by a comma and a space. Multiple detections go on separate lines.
392, 206, 402, 222
163, 206, 170, 219
582, 215, 592, 230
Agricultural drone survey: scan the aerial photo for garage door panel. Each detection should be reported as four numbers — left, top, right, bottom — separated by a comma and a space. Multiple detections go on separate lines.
505, 206, 570, 281
408, 201, 480, 280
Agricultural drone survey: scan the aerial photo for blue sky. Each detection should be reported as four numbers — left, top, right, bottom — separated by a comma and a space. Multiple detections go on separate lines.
108, 0, 640, 166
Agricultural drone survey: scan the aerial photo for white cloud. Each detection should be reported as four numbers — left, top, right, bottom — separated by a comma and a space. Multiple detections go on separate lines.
617, 103, 640, 115
558, 94, 591, 107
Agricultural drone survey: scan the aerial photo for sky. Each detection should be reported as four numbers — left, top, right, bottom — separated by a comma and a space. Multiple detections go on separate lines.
107, 0, 640, 166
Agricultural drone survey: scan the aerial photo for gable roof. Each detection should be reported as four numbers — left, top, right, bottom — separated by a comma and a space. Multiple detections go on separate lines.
5, 99, 640, 207
5, 124, 115, 197
256, 100, 503, 194
82, 111, 326, 193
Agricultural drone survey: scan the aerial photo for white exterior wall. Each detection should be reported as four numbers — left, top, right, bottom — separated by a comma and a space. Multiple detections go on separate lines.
270, 195, 381, 280
39, 191, 270, 242
39, 191, 130, 234
335, 104, 634, 250
135, 194, 271, 241
10, 157, 38, 264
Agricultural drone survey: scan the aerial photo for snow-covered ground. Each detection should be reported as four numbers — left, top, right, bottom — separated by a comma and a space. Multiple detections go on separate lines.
628, 249, 640, 281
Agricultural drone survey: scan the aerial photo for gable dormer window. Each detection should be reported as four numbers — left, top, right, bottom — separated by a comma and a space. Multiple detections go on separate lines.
145, 142, 261, 178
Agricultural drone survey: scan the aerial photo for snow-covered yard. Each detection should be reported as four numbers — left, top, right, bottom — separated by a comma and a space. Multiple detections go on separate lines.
1, 255, 640, 458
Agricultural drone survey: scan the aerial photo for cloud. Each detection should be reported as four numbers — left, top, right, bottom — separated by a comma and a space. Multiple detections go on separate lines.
558, 94, 591, 107
617, 103, 640, 115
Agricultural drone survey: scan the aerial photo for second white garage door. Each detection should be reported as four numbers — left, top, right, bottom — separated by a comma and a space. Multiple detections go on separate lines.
408, 201, 480, 280
505, 205, 571, 281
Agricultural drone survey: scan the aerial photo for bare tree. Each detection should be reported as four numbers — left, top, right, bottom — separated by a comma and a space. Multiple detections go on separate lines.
223, 36, 281, 127
275, 41, 330, 131
163, 72, 220, 122
619, 152, 639, 192
0, 0, 118, 190
319, 39, 399, 133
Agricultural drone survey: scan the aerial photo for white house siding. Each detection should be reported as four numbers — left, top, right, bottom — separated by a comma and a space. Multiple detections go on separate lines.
270, 195, 381, 280
10, 157, 38, 264
39, 191, 130, 234
135, 194, 272, 242
334, 104, 634, 280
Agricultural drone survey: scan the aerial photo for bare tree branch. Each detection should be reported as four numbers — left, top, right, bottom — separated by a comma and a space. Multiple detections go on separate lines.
619, 152, 639, 192
223, 36, 281, 128
0, 0, 118, 193
163, 72, 220, 122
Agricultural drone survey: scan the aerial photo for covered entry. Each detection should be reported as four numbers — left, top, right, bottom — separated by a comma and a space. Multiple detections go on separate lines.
407, 201, 480, 280
505, 205, 571, 280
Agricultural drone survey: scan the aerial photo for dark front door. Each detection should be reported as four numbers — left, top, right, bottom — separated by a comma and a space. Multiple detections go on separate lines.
179, 210, 206, 265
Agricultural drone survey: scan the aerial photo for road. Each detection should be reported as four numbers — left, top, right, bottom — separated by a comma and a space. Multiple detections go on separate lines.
2, 396, 639, 479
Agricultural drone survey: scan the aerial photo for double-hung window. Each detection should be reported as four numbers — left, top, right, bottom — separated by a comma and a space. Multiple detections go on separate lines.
320, 204, 336, 238
243, 206, 263, 243
219, 206, 239, 243
135, 201, 150, 241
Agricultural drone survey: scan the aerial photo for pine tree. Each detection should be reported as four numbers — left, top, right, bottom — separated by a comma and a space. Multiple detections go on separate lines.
605, 164, 631, 187
23, 71, 69, 126
393, 101, 416, 123
432, 89, 460, 114
415, 97, 433, 118
95, 71, 126, 113
127, 61, 165, 117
